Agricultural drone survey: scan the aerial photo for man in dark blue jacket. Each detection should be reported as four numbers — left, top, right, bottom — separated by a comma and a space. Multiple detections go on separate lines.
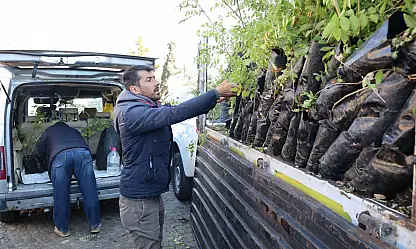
114, 65, 236, 249
37, 121, 101, 237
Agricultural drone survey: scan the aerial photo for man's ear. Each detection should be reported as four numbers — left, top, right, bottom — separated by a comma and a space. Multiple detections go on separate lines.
129, 85, 140, 94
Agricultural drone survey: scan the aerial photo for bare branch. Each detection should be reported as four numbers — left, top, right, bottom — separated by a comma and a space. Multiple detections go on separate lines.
191, 0, 232, 57
222, 0, 246, 27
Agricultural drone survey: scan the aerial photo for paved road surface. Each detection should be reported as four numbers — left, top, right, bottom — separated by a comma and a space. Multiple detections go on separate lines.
0, 189, 199, 249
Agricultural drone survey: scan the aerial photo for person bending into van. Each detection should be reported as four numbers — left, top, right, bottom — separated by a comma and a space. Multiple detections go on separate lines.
113, 65, 236, 249
37, 121, 101, 237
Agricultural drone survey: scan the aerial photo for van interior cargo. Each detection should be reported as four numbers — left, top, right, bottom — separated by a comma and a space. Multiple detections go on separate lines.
11, 83, 122, 186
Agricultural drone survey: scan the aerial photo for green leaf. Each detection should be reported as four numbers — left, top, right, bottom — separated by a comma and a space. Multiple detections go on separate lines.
318, 39, 327, 45
305, 30, 314, 38
333, 28, 342, 40
323, 15, 339, 38
307, 5, 316, 11
362, 77, 370, 88
368, 7, 377, 14
316, 20, 327, 30
357, 39, 364, 47
323, 22, 337, 38
360, 15, 369, 29
340, 16, 350, 32
322, 50, 334, 61
368, 82, 376, 89
341, 30, 349, 44
242, 90, 250, 98
345, 9, 354, 17
369, 14, 378, 23
313, 35, 322, 41
404, 14, 416, 29
350, 15, 359, 33
299, 23, 313, 33
375, 70, 384, 84
380, 3, 386, 14
320, 46, 334, 52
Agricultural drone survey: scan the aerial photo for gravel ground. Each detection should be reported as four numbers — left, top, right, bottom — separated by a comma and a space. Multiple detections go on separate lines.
0, 188, 199, 249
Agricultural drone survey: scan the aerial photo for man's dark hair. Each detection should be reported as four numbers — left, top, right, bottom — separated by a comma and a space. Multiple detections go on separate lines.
122, 65, 155, 90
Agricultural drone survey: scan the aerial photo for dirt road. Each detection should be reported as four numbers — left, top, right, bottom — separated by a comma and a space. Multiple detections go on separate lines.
0, 189, 199, 249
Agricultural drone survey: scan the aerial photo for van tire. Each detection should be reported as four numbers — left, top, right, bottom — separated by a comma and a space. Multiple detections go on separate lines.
0, 211, 18, 223
172, 152, 193, 201
96, 125, 122, 170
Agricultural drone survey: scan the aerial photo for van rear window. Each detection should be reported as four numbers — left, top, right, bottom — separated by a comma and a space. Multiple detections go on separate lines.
28, 97, 103, 117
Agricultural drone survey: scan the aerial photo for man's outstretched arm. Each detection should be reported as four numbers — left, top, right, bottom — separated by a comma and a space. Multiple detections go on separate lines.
126, 81, 237, 134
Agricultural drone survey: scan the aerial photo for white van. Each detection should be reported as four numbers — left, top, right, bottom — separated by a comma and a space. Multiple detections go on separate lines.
0, 50, 198, 223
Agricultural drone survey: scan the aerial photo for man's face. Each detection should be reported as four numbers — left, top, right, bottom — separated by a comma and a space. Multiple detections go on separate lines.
129, 70, 161, 101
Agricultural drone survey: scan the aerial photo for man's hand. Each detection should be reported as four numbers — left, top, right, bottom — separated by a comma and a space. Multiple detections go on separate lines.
215, 80, 238, 98
217, 97, 229, 103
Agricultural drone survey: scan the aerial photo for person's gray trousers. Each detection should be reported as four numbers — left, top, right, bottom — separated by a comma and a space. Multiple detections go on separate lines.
120, 195, 165, 249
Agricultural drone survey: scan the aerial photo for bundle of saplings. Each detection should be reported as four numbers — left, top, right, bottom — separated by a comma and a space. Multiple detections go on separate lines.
294, 112, 319, 168
266, 57, 306, 156
343, 146, 415, 199
241, 99, 254, 143
344, 89, 416, 198
263, 57, 305, 148
246, 74, 266, 144
180, 0, 416, 217
306, 119, 340, 173
232, 97, 248, 140
306, 82, 361, 173
254, 49, 287, 146
229, 95, 241, 138
382, 89, 416, 155
268, 41, 324, 158
320, 72, 414, 180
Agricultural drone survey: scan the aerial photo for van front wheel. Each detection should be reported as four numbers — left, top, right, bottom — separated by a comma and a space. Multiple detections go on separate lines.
172, 153, 193, 201
0, 211, 18, 223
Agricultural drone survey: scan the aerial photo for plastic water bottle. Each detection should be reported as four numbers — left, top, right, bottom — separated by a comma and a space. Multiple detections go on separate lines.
107, 147, 120, 176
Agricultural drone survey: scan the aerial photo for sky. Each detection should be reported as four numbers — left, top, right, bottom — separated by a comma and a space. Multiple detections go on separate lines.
0, 0, 206, 76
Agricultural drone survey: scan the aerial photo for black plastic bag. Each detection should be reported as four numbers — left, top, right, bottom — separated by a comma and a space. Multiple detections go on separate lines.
246, 111, 258, 145
343, 147, 379, 184
330, 88, 372, 131
24, 155, 47, 174
246, 75, 266, 144
319, 132, 364, 180
395, 39, 416, 75
323, 42, 343, 83
233, 99, 246, 140
281, 114, 301, 162
229, 96, 241, 138
263, 57, 305, 148
241, 100, 254, 143
263, 96, 284, 148
305, 41, 325, 94
338, 12, 407, 83
382, 89, 416, 155
344, 146, 413, 198
306, 120, 341, 174
310, 83, 360, 121
266, 127, 287, 156
254, 50, 287, 145
346, 72, 413, 146
294, 113, 319, 168
266, 89, 296, 155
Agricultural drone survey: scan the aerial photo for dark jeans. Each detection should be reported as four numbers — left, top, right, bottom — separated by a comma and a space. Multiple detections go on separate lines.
51, 148, 100, 232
